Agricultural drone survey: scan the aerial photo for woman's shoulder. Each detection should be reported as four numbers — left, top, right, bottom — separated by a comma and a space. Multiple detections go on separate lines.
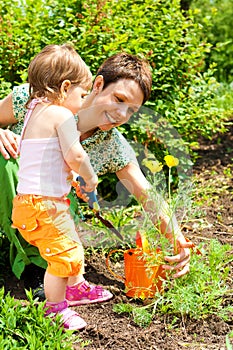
9, 84, 29, 134
12, 83, 29, 122
13, 83, 29, 101
82, 127, 126, 144
81, 127, 137, 175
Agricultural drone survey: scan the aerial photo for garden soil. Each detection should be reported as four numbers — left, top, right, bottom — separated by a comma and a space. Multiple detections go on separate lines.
4, 123, 233, 350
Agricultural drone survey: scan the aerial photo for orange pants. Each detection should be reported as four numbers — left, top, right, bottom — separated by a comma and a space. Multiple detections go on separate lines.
12, 194, 84, 277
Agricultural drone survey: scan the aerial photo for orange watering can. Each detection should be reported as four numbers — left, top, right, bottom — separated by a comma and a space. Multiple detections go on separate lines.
106, 231, 166, 299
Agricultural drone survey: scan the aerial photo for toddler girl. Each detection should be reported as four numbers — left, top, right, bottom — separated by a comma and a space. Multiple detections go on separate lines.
11, 44, 112, 330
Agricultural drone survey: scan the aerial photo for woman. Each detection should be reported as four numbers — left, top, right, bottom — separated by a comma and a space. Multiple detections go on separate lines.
0, 52, 192, 287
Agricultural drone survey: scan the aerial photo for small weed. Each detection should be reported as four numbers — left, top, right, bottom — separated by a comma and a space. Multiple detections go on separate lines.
113, 303, 134, 315
113, 302, 153, 328
223, 165, 233, 178
166, 316, 179, 330
193, 168, 232, 207
226, 331, 233, 350
72, 337, 91, 348
132, 308, 153, 328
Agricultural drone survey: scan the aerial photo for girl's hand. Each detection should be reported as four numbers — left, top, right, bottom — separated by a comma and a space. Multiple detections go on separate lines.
83, 174, 98, 193
71, 180, 90, 202
0, 129, 19, 159
162, 237, 194, 278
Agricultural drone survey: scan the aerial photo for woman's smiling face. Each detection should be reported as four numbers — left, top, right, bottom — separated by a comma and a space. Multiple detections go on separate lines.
81, 76, 144, 131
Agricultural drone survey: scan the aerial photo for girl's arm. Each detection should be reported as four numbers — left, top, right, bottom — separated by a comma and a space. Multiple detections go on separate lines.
116, 162, 193, 278
56, 111, 98, 193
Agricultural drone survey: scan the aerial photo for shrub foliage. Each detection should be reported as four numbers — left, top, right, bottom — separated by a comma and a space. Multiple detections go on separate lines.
0, 0, 232, 276
0, 0, 230, 143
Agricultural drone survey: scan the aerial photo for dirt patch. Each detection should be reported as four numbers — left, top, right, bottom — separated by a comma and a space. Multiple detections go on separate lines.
3, 123, 233, 349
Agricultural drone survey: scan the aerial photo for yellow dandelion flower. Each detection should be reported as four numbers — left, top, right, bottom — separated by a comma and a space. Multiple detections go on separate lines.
164, 155, 179, 168
142, 159, 163, 173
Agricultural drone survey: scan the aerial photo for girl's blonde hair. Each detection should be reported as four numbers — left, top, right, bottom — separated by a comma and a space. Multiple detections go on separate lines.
27, 43, 92, 107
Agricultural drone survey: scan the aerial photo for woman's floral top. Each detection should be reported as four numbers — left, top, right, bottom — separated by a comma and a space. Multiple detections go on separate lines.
12, 84, 137, 175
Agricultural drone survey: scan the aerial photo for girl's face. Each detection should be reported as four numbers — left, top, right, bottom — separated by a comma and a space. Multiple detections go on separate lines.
63, 84, 88, 115
81, 77, 144, 131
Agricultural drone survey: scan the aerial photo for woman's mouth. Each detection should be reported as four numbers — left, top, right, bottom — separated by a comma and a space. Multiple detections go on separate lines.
105, 112, 116, 124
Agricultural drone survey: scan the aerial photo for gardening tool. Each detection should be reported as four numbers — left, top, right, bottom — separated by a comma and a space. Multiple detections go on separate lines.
106, 231, 166, 299
77, 176, 124, 241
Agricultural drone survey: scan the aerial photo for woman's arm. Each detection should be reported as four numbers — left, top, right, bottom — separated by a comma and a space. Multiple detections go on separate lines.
0, 92, 18, 126
116, 162, 193, 278
0, 93, 19, 159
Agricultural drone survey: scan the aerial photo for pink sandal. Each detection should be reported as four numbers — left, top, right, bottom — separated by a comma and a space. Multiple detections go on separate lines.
66, 280, 113, 306
45, 300, 86, 330
59, 308, 87, 330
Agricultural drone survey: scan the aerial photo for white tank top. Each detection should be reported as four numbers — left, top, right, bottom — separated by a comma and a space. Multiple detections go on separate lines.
17, 137, 71, 197
17, 99, 72, 197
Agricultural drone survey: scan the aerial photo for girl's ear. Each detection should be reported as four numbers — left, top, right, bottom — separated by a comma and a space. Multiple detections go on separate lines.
92, 75, 104, 94
61, 80, 72, 92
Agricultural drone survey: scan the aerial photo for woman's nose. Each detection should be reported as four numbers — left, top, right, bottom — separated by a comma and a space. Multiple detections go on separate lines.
117, 103, 129, 120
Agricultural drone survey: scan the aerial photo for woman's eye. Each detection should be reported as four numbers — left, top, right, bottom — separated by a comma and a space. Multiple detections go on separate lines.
116, 96, 124, 103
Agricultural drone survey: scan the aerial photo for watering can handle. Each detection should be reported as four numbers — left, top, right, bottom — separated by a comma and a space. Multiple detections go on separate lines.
106, 249, 125, 282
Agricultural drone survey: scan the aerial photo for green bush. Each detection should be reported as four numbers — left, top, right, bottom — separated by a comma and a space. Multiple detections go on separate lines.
0, 288, 77, 349
0, 0, 230, 144
190, 0, 233, 84
0, 0, 232, 276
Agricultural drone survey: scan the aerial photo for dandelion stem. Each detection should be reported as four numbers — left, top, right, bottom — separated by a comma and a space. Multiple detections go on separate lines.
168, 167, 171, 202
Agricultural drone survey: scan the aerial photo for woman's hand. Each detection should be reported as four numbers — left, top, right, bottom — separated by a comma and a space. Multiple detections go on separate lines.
162, 237, 194, 278
0, 128, 19, 159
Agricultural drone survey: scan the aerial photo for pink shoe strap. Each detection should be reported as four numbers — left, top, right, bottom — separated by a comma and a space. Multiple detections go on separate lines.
67, 280, 105, 300
60, 308, 86, 329
45, 300, 68, 315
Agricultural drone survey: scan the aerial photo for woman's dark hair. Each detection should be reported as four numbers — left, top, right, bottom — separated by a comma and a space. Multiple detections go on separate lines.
96, 52, 152, 104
